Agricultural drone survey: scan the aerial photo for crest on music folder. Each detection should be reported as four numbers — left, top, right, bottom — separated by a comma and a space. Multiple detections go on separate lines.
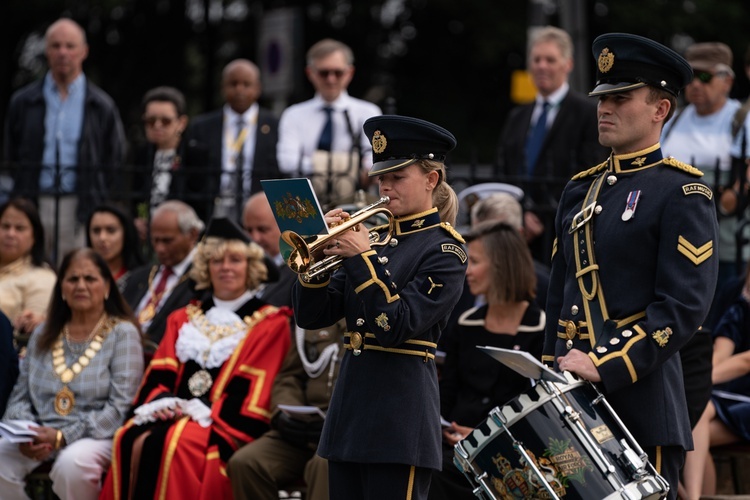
261, 178, 329, 261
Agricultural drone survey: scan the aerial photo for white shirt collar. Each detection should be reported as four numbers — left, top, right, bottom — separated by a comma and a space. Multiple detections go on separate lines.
223, 103, 259, 126
312, 91, 351, 111
213, 289, 256, 311
537, 82, 569, 108
170, 247, 197, 277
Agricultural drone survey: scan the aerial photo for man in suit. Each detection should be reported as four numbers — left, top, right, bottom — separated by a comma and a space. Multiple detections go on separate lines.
242, 192, 295, 308
183, 59, 280, 222
120, 200, 204, 344
497, 26, 607, 262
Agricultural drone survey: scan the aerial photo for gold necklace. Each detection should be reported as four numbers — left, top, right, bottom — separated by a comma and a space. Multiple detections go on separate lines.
185, 304, 251, 397
52, 314, 113, 416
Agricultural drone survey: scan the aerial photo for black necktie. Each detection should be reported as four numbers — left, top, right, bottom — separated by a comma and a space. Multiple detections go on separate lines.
235, 117, 246, 217
525, 100, 550, 175
317, 106, 334, 151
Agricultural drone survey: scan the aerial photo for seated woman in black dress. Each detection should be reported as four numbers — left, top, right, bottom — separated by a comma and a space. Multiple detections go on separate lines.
429, 220, 545, 500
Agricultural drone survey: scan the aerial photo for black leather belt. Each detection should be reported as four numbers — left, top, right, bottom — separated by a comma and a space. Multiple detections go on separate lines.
343, 332, 436, 362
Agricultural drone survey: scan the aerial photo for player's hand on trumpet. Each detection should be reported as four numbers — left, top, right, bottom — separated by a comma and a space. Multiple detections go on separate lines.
323, 208, 372, 258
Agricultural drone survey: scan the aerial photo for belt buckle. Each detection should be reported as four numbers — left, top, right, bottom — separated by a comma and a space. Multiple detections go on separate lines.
569, 202, 597, 233
350, 332, 363, 356
565, 320, 577, 350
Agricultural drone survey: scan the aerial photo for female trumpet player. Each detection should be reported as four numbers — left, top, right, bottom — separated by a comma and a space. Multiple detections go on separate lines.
292, 115, 468, 500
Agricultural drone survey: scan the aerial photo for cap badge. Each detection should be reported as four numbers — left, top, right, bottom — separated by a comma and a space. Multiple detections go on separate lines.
372, 130, 387, 154
598, 47, 615, 73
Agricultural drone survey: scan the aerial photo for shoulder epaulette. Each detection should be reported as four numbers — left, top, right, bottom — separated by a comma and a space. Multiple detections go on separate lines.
663, 156, 704, 177
571, 159, 608, 180
440, 222, 465, 244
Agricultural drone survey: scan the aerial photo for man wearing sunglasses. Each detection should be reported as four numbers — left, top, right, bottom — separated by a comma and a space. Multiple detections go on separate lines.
277, 39, 382, 207
661, 42, 743, 329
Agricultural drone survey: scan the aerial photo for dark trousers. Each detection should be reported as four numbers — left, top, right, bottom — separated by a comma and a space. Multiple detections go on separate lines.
328, 461, 432, 500
645, 445, 685, 500
427, 444, 474, 500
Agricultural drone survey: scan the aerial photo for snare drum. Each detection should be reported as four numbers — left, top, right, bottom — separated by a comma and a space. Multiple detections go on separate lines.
454, 373, 668, 499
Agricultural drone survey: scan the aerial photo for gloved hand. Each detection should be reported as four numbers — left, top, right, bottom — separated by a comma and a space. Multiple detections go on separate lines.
272, 411, 324, 449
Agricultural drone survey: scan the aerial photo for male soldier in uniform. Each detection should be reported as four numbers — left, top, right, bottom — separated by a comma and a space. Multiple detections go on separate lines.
543, 34, 719, 499
227, 320, 345, 500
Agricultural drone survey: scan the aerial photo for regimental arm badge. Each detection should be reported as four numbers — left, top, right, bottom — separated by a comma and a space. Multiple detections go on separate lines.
375, 312, 391, 331
419, 276, 445, 300
652, 327, 673, 347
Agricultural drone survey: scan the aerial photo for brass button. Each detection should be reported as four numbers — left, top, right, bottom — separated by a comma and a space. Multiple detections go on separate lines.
570, 305, 579, 316
389, 238, 398, 247
356, 318, 364, 326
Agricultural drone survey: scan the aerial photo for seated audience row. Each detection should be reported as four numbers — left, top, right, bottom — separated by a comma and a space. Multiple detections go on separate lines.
682, 264, 750, 499
0, 248, 143, 499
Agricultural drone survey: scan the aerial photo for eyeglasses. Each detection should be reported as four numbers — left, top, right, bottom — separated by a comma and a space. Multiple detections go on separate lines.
143, 116, 177, 127
693, 70, 727, 84
315, 68, 347, 79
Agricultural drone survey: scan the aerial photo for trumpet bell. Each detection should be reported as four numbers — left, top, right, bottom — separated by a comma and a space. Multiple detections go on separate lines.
281, 196, 395, 278
282, 231, 326, 274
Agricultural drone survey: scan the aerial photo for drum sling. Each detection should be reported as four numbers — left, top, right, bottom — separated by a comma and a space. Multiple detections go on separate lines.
570, 167, 609, 347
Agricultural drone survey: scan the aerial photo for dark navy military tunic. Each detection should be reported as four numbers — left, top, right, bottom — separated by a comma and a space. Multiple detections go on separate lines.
293, 208, 467, 469
543, 144, 719, 449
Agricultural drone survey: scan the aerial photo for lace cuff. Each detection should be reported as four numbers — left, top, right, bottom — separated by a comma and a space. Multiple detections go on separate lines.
133, 397, 213, 427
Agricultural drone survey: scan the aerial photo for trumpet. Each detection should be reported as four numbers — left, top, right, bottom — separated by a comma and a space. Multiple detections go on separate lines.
281, 196, 395, 279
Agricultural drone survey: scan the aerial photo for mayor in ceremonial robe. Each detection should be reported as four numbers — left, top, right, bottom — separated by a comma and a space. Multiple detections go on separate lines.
100, 218, 290, 500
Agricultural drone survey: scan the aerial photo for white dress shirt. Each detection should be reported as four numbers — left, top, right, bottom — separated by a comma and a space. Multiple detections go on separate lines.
277, 91, 382, 175
135, 248, 196, 328
221, 103, 259, 196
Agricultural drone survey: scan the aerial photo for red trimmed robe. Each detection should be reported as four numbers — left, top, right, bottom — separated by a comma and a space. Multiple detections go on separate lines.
100, 297, 291, 500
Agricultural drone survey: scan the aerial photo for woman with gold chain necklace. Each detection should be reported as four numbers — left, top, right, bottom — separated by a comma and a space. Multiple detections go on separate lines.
100, 217, 291, 500
0, 248, 144, 500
